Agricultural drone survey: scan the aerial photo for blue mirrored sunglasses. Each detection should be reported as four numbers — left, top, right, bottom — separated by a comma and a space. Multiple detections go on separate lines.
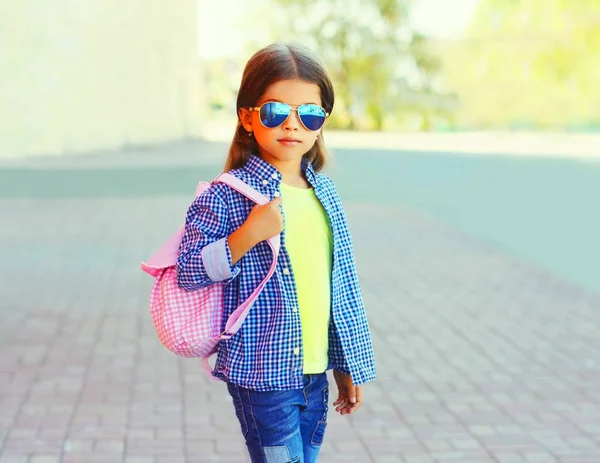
248, 102, 329, 131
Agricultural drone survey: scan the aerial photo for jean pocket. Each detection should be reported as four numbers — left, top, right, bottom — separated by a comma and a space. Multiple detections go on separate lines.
311, 385, 329, 445
311, 420, 327, 445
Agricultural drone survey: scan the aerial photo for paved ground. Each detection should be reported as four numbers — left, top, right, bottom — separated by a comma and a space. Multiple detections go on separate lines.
1, 140, 599, 462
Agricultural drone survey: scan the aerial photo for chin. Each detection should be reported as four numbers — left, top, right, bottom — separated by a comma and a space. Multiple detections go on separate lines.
264, 146, 306, 162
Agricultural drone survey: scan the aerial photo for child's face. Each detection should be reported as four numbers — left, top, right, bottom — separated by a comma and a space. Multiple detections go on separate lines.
241, 79, 323, 169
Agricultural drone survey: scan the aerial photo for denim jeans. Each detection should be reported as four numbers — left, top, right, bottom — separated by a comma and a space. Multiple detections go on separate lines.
227, 373, 329, 463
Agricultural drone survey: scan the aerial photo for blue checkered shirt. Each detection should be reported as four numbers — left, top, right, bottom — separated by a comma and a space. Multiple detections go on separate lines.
176, 155, 376, 391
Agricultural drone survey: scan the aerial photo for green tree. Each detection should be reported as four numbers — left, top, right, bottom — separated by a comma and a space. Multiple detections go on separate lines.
266, 0, 448, 131
441, 0, 600, 130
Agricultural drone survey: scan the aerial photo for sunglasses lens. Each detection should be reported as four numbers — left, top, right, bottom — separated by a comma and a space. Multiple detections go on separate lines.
259, 102, 291, 128
298, 104, 327, 131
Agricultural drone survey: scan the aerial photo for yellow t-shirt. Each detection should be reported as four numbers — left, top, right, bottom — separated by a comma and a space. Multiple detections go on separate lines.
280, 181, 333, 374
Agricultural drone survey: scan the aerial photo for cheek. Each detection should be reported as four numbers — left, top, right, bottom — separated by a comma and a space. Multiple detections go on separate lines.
254, 124, 276, 140
253, 125, 266, 138
252, 116, 267, 137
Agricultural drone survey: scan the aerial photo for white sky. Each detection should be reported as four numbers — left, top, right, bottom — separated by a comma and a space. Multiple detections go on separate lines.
197, 0, 480, 59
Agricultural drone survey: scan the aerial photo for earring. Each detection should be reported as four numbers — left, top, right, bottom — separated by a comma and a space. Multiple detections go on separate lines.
248, 131, 253, 137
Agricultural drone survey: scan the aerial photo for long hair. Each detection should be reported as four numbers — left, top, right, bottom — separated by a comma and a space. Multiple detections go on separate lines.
224, 43, 335, 173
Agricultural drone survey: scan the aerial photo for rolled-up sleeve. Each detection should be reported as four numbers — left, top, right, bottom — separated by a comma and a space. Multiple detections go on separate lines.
176, 188, 241, 291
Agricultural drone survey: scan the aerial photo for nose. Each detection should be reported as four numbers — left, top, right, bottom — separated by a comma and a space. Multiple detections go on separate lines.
282, 109, 301, 131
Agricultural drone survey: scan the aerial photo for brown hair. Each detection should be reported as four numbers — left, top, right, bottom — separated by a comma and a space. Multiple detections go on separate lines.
224, 43, 335, 173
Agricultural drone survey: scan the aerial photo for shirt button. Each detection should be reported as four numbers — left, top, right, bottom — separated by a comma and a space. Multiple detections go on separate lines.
262, 179, 268, 185
293, 347, 300, 355
271, 173, 278, 179
292, 307, 298, 313
283, 268, 290, 275
273, 191, 281, 198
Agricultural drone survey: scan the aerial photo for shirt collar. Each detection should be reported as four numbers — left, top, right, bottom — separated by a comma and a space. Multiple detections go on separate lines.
245, 155, 317, 186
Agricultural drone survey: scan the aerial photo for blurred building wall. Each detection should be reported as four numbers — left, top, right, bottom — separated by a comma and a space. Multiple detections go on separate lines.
0, 0, 203, 158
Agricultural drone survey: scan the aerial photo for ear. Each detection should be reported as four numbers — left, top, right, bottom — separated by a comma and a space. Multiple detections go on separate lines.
239, 108, 253, 133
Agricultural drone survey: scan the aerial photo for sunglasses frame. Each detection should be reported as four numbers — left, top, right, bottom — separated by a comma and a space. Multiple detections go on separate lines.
248, 102, 329, 131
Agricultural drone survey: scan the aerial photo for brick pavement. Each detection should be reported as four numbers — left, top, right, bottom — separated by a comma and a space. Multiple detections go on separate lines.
1, 141, 599, 462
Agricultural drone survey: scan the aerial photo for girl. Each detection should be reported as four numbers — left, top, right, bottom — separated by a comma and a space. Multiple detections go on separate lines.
176, 43, 376, 463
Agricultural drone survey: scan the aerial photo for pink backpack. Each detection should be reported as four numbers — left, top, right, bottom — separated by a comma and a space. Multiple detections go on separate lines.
141, 173, 280, 377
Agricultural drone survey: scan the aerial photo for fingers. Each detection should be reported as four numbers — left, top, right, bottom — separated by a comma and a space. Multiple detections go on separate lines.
348, 383, 357, 404
269, 197, 283, 220
343, 384, 358, 415
334, 396, 349, 413
345, 400, 362, 415
340, 401, 361, 415
346, 386, 363, 414
334, 386, 363, 415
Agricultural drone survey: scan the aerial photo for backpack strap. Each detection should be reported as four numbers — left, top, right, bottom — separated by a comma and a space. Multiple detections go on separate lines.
213, 172, 281, 340
215, 172, 271, 206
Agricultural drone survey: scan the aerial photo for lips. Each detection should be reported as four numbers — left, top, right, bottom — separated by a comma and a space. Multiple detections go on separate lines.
277, 138, 301, 143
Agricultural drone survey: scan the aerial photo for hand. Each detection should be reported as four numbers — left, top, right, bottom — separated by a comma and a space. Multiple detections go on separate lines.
243, 197, 284, 245
332, 370, 362, 415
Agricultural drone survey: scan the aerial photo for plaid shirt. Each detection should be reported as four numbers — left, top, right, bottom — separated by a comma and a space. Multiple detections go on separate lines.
176, 155, 376, 391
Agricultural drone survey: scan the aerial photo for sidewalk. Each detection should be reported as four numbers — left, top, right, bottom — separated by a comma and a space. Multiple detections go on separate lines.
201, 122, 600, 159
1, 140, 599, 462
